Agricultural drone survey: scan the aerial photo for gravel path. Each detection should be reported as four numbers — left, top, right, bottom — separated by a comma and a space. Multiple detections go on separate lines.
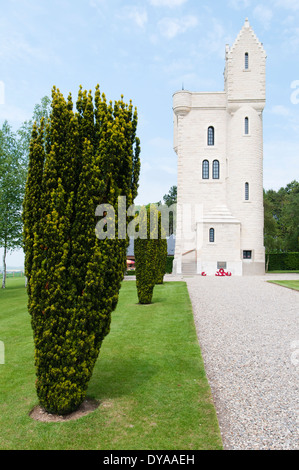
185, 273, 299, 450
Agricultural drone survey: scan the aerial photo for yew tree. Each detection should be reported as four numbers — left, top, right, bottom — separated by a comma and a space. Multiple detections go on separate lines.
23, 85, 140, 415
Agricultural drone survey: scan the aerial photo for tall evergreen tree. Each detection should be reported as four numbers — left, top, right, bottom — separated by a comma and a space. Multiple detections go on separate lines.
155, 210, 168, 285
23, 85, 140, 415
134, 205, 159, 304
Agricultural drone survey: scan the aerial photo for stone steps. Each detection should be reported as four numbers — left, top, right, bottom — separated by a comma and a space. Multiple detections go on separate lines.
182, 262, 197, 275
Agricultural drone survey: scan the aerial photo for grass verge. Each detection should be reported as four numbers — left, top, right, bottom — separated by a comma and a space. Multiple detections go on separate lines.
268, 280, 299, 292
0, 278, 222, 450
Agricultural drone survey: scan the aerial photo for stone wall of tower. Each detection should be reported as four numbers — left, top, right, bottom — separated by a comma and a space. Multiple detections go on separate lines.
173, 19, 266, 276
173, 91, 228, 261
225, 19, 266, 275
225, 19, 266, 104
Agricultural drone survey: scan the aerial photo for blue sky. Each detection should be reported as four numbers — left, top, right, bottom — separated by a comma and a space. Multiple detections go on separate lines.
1, 0, 299, 266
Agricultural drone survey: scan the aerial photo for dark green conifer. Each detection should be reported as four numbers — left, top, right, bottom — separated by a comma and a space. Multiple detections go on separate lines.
23, 85, 140, 415
134, 206, 159, 304
155, 211, 168, 285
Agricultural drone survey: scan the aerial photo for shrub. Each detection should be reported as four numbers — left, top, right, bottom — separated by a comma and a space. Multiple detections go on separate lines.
267, 252, 299, 271
166, 256, 174, 274
23, 86, 140, 415
155, 211, 168, 284
134, 207, 157, 304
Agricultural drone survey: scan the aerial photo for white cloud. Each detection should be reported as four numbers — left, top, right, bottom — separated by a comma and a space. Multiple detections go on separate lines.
268, 104, 299, 133
123, 6, 148, 29
270, 105, 292, 117
149, 0, 188, 7
228, 0, 251, 10
264, 140, 299, 190
158, 15, 198, 39
281, 26, 299, 53
89, 0, 107, 15
253, 5, 273, 29
0, 104, 30, 124
275, 0, 299, 10
149, 137, 172, 148
197, 18, 231, 59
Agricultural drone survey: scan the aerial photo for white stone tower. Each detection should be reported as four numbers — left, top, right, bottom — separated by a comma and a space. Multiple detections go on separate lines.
173, 19, 266, 276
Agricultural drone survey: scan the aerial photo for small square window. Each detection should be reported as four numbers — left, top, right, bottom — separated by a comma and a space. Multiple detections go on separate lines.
243, 250, 252, 259
217, 262, 227, 270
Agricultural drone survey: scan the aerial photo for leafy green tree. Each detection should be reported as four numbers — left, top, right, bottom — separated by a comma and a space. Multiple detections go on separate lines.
280, 181, 299, 251
163, 185, 177, 235
264, 181, 299, 254
23, 85, 140, 415
0, 122, 24, 288
264, 189, 282, 270
163, 185, 177, 206
17, 96, 51, 170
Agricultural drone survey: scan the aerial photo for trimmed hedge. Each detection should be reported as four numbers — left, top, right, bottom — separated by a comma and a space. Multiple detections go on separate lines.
155, 211, 167, 285
134, 207, 157, 304
166, 256, 174, 274
267, 252, 299, 271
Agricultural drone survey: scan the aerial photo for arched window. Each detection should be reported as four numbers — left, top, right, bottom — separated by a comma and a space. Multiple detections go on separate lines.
245, 117, 249, 135
245, 182, 249, 201
213, 160, 220, 179
209, 228, 215, 243
245, 52, 249, 70
202, 160, 209, 179
207, 126, 214, 146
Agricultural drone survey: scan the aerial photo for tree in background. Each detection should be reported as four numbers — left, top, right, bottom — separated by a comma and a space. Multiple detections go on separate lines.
264, 180, 299, 254
18, 96, 51, 169
163, 185, 177, 235
23, 85, 140, 415
280, 181, 299, 252
0, 97, 51, 288
0, 122, 24, 288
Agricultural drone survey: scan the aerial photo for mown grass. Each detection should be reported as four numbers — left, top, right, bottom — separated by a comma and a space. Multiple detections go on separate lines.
0, 277, 222, 450
268, 280, 299, 292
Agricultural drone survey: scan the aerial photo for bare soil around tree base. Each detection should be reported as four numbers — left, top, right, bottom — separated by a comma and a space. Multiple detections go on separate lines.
29, 398, 100, 423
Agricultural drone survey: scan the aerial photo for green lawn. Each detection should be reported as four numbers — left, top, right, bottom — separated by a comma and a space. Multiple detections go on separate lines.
0, 277, 222, 450
268, 280, 299, 292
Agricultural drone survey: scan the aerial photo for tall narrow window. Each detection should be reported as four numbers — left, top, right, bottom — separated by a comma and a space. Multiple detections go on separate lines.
202, 160, 209, 179
245, 182, 249, 201
207, 126, 214, 146
245, 117, 249, 135
213, 160, 220, 179
209, 228, 215, 243
245, 52, 249, 70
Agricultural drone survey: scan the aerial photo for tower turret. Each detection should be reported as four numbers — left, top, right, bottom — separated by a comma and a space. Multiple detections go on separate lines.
225, 18, 266, 113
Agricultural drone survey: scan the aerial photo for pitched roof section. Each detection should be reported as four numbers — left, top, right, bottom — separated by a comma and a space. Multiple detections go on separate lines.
227, 18, 266, 58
